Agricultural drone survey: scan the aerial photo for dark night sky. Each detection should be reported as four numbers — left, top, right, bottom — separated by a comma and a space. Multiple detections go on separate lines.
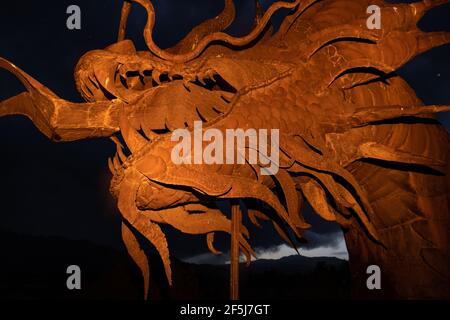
0, 0, 449, 262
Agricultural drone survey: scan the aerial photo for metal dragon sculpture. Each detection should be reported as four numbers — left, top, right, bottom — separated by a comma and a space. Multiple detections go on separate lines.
1, 0, 449, 299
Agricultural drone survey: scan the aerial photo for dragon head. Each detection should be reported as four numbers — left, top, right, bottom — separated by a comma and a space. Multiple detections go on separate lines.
73, 0, 299, 133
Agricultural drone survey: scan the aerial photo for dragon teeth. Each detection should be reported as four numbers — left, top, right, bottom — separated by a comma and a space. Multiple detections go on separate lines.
206, 70, 216, 81
152, 70, 162, 85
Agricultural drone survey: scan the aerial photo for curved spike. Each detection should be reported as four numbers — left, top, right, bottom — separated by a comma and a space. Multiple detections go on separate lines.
307, 23, 380, 59
240, 247, 252, 267
152, 164, 301, 238
411, 0, 450, 20
224, 182, 302, 238
241, 223, 250, 239
281, 135, 375, 221
119, 109, 148, 153
313, 31, 450, 93
0, 57, 120, 141
118, 1, 132, 42
138, 202, 245, 248
239, 243, 253, 267
111, 136, 128, 163
198, 75, 207, 86
300, 178, 337, 222
113, 153, 122, 169
335, 183, 381, 243
152, 206, 231, 235
290, 164, 352, 209
252, 0, 264, 28
348, 104, 450, 127
416, 31, 450, 53
243, 149, 262, 182
275, 169, 310, 229
207, 232, 222, 255
93, 63, 127, 102
304, 0, 450, 61
275, 0, 321, 41
108, 158, 115, 174
356, 142, 446, 171
132, 215, 173, 286
79, 81, 94, 102
248, 210, 270, 228
219, 175, 302, 238
121, 222, 151, 299
168, 0, 236, 54
132, 0, 301, 63
0, 57, 58, 97
239, 235, 257, 260
317, 57, 394, 93
117, 176, 172, 285
152, 69, 162, 85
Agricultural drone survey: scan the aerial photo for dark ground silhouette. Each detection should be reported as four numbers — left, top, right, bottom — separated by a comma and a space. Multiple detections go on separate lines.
0, 228, 350, 300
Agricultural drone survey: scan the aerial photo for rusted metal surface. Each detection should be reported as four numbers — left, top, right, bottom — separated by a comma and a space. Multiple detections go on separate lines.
230, 204, 242, 300
1, 0, 449, 299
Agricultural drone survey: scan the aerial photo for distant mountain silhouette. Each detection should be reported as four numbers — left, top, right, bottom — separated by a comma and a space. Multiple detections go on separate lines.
0, 229, 350, 299
184, 255, 350, 299
251, 255, 347, 273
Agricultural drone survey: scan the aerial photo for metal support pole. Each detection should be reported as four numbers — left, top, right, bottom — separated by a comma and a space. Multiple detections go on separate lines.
230, 203, 241, 300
